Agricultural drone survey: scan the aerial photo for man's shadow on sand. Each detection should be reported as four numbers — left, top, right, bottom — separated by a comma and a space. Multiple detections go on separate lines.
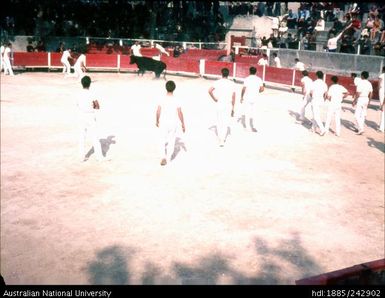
171, 137, 187, 161
85, 135, 116, 159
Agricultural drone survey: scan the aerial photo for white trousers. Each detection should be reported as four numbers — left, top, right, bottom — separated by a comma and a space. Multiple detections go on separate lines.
311, 100, 325, 132
243, 100, 258, 130
3, 58, 14, 75
216, 104, 232, 142
74, 65, 85, 80
78, 114, 103, 160
61, 59, 71, 74
379, 89, 384, 132
160, 124, 177, 162
299, 94, 311, 120
325, 105, 341, 136
354, 99, 368, 133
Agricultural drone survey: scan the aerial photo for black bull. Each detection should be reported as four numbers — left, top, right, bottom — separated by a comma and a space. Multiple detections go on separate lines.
129, 55, 167, 78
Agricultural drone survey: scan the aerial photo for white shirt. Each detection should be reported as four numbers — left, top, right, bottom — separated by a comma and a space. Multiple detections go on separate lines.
158, 95, 181, 127
327, 84, 348, 107
61, 50, 71, 62
356, 79, 373, 101
327, 37, 338, 50
315, 19, 325, 31
258, 58, 268, 66
379, 73, 384, 90
0, 45, 4, 58
274, 57, 281, 68
311, 79, 328, 101
77, 89, 97, 114
379, 73, 384, 103
353, 77, 362, 87
212, 78, 236, 107
243, 75, 263, 103
131, 44, 142, 57
75, 54, 86, 68
295, 61, 305, 71
4, 47, 11, 61
301, 76, 313, 95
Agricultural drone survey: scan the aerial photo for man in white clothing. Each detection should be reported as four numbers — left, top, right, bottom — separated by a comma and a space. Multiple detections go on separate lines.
272, 53, 281, 68
131, 41, 142, 57
152, 42, 170, 61
0, 43, 4, 73
299, 70, 313, 122
156, 80, 186, 166
294, 58, 305, 71
240, 66, 264, 132
208, 68, 236, 147
378, 66, 384, 132
3, 43, 14, 76
353, 71, 373, 135
325, 76, 349, 136
257, 54, 268, 66
310, 71, 328, 135
74, 52, 87, 80
61, 48, 72, 75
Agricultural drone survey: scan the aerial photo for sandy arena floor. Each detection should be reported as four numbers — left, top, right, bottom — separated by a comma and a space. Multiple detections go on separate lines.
1, 71, 384, 285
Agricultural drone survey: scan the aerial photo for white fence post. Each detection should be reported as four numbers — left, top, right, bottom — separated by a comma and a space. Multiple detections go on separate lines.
199, 59, 205, 77
48, 52, 51, 69
291, 69, 296, 91
117, 54, 120, 72
233, 62, 237, 80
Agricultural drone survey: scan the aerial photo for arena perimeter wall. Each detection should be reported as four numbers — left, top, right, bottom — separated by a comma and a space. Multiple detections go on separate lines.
12, 52, 380, 100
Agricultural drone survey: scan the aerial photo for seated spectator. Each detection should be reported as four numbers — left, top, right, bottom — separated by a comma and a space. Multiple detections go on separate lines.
288, 34, 300, 49
339, 36, 356, 54
173, 45, 184, 58
370, 16, 382, 41
36, 40, 46, 52
26, 40, 35, 52
56, 42, 65, 53
286, 9, 298, 29
358, 34, 372, 55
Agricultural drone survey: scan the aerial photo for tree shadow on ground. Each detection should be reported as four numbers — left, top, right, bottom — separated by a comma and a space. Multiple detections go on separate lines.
86, 234, 322, 285
367, 137, 385, 153
87, 246, 131, 285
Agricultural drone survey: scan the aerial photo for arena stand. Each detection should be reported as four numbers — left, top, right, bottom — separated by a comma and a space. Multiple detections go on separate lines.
12, 50, 380, 100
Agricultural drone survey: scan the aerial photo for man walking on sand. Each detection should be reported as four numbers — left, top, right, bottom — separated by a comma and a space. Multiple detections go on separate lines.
77, 75, 105, 162
156, 80, 186, 166
208, 68, 236, 147
240, 66, 264, 132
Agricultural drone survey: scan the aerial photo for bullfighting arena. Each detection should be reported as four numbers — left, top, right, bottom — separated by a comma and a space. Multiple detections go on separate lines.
1, 71, 384, 285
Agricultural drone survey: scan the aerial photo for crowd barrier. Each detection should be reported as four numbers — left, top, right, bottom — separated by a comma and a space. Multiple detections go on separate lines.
12, 52, 381, 100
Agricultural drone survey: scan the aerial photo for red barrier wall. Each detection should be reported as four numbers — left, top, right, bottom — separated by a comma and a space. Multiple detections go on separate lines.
161, 56, 199, 73
265, 66, 294, 86
10, 52, 381, 100
205, 61, 234, 77
234, 55, 261, 64
14, 52, 48, 67
119, 55, 138, 70
86, 54, 118, 68
235, 63, 264, 79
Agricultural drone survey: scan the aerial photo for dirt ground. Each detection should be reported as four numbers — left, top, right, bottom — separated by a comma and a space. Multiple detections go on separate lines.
1, 71, 384, 285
